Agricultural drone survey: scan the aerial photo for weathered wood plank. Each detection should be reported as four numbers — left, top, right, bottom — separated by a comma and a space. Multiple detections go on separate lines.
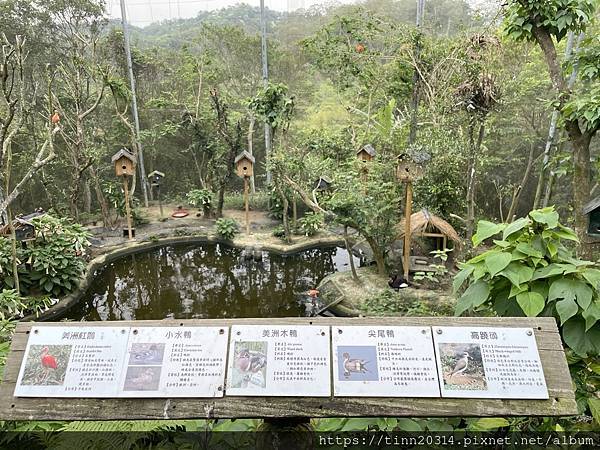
0, 318, 577, 420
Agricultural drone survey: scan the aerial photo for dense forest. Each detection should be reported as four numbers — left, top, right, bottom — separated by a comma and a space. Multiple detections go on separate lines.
4, 0, 596, 242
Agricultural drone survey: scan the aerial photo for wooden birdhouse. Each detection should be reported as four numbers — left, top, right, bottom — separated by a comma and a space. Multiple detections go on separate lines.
314, 176, 332, 192
148, 170, 165, 186
396, 153, 422, 182
584, 196, 600, 237
356, 144, 376, 162
234, 151, 255, 178
111, 148, 136, 177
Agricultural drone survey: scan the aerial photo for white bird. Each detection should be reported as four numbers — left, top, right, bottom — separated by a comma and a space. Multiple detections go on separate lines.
449, 352, 471, 378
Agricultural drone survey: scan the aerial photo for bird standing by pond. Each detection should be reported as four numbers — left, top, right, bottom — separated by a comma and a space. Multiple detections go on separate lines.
342, 352, 369, 378
39, 347, 58, 383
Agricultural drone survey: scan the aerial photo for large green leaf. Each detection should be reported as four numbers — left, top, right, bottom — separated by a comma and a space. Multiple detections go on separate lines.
531, 264, 567, 281
555, 298, 578, 325
583, 268, 600, 291
515, 242, 543, 258
549, 278, 592, 309
588, 398, 600, 426
396, 418, 422, 431
455, 279, 490, 316
472, 221, 506, 246
467, 418, 509, 430
529, 208, 559, 228
452, 265, 474, 294
502, 217, 530, 240
562, 317, 600, 357
582, 301, 600, 331
500, 262, 534, 286
484, 252, 512, 277
516, 291, 545, 317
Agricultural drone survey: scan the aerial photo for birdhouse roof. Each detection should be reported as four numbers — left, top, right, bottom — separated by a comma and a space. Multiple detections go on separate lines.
397, 209, 462, 248
148, 170, 165, 179
234, 151, 255, 164
358, 144, 376, 157
583, 196, 600, 215
111, 149, 136, 164
318, 175, 332, 184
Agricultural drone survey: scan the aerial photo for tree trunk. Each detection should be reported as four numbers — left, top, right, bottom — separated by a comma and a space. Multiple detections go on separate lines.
466, 120, 485, 242
344, 225, 359, 283
506, 143, 536, 222
572, 132, 592, 258
365, 235, 386, 276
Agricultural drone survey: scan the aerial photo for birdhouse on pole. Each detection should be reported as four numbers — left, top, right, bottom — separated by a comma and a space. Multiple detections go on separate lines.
148, 170, 165, 187
396, 148, 430, 182
235, 151, 255, 178
356, 144, 376, 163
314, 176, 332, 192
111, 148, 136, 177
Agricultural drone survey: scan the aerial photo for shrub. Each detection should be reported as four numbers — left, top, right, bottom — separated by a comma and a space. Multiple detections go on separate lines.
297, 212, 324, 236
454, 207, 600, 358
215, 218, 239, 240
0, 215, 90, 297
0, 289, 54, 320
187, 189, 213, 217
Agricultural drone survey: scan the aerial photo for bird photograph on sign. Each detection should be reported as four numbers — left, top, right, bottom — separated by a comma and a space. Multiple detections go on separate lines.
439, 343, 486, 390
19, 345, 71, 386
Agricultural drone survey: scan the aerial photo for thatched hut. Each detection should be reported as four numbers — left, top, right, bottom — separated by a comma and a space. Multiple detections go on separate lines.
396, 210, 462, 270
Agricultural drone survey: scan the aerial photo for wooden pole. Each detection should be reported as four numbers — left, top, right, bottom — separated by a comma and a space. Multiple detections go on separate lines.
157, 184, 163, 218
123, 175, 133, 240
244, 176, 250, 235
403, 180, 413, 280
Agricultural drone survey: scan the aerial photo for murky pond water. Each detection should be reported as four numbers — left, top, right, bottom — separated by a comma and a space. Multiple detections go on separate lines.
67, 243, 360, 321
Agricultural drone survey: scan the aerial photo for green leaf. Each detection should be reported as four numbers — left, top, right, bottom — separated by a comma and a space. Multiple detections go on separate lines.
485, 252, 512, 277
556, 298, 578, 325
562, 317, 600, 357
582, 301, 600, 331
549, 278, 592, 309
583, 269, 600, 291
531, 264, 568, 281
516, 291, 545, 317
468, 418, 509, 430
500, 262, 534, 286
588, 398, 600, 425
515, 242, 543, 258
455, 279, 490, 316
472, 221, 506, 246
502, 217, 530, 240
396, 418, 422, 431
529, 208, 559, 228
453, 266, 474, 294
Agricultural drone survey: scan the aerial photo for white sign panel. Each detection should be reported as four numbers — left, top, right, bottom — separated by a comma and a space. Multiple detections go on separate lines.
226, 325, 330, 396
332, 326, 439, 397
119, 326, 229, 398
14, 326, 130, 397
432, 326, 548, 399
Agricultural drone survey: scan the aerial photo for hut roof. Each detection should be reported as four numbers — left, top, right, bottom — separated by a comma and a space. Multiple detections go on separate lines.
583, 196, 600, 215
234, 151, 255, 164
397, 209, 462, 248
148, 170, 165, 179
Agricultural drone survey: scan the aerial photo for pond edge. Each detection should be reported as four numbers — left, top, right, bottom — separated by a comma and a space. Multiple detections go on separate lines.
23, 233, 348, 322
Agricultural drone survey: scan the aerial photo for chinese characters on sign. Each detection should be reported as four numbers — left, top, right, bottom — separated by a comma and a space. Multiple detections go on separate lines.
432, 326, 548, 399
15, 327, 130, 397
332, 326, 439, 397
14, 324, 549, 400
226, 325, 330, 396
119, 327, 228, 398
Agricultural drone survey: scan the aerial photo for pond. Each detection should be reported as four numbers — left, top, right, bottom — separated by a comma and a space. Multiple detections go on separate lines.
67, 243, 361, 321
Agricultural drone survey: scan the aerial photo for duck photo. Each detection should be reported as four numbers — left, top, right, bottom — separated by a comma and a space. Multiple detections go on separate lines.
336, 346, 379, 381
230, 341, 267, 389
128, 343, 165, 365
